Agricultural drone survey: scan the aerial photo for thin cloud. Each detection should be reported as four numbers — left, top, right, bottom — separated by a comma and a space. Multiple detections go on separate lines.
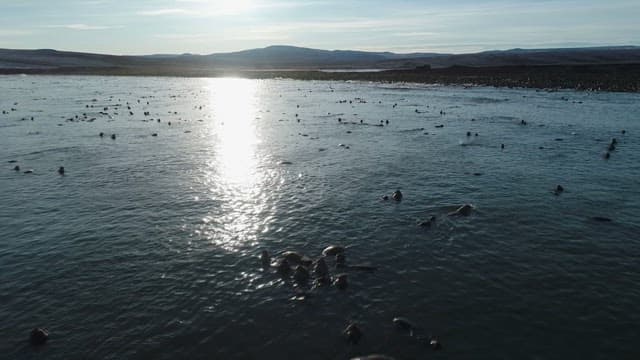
46, 24, 119, 30
138, 8, 193, 16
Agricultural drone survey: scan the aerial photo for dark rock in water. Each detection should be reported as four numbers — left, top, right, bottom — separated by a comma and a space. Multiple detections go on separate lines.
322, 245, 345, 257
30, 327, 49, 345
591, 216, 612, 222
58, 166, 65, 175
392, 190, 403, 201
343, 323, 362, 344
333, 274, 348, 290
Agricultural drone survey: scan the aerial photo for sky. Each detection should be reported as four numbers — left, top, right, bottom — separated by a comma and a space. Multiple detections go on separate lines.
0, 0, 638, 55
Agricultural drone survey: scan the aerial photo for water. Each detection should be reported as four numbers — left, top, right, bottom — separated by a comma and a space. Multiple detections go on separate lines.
1, 76, 639, 360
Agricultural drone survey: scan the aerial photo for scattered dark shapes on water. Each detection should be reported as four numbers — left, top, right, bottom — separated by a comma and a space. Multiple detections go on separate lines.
30, 327, 49, 346
333, 273, 348, 290
591, 216, 612, 222
58, 166, 65, 175
392, 190, 403, 201
344, 323, 363, 344
520, 119, 528, 125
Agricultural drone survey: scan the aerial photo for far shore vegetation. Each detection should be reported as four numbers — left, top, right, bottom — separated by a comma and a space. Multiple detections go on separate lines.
1, 63, 639, 92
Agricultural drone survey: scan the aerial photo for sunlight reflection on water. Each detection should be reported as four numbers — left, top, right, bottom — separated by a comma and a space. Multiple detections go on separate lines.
198, 78, 268, 252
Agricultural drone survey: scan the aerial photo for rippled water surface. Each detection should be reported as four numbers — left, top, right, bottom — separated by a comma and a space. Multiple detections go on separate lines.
1, 76, 640, 359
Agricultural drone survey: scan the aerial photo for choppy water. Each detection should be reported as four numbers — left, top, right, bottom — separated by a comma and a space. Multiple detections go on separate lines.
1, 76, 640, 360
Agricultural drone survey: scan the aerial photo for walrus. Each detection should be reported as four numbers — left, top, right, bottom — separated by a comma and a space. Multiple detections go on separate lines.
333, 274, 348, 290
447, 204, 473, 216
293, 265, 309, 283
322, 245, 345, 257
260, 250, 271, 267
276, 259, 291, 275
392, 190, 403, 201
58, 166, 65, 175
393, 317, 417, 336
313, 258, 329, 278
281, 251, 312, 266
343, 323, 362, 344
30, 327, 49, 345
350, 355, 395, 360
13, 165, 20, 171
418, 216, 436, 228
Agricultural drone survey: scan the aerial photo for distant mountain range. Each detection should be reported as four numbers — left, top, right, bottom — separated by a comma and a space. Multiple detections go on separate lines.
1, 45, 640, 72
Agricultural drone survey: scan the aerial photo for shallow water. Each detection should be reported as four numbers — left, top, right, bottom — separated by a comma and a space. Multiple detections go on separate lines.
1, 76, 639, 360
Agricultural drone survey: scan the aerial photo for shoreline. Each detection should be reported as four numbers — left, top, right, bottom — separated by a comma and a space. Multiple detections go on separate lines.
1, 63, 639, 92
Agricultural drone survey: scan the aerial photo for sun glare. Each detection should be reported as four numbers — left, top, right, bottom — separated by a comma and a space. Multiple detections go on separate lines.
208, 77, 259, 186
